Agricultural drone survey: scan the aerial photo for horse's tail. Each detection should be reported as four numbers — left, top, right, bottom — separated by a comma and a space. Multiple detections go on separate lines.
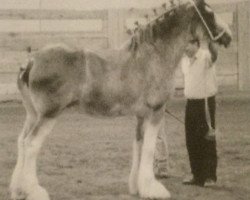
17, 59, 33, 90
17, 46, 33, 89
17, 48, 37, 119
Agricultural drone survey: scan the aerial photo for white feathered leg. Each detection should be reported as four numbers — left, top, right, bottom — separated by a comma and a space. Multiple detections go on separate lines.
129, 139, 142, 195
138, 116, 171, 199
10, 117, 56, 200
10, 115, 36, 200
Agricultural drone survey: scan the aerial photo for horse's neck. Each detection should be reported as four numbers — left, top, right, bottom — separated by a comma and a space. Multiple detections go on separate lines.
137, 35, 188, 72
160, 34, 188, 69
92, 32, 188, 73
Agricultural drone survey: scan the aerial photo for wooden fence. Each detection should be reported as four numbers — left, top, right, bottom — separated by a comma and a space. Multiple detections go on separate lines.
0, 1, 249, 98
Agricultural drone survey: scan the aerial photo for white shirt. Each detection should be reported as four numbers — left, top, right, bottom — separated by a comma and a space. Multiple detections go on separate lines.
181, 48, 218, 99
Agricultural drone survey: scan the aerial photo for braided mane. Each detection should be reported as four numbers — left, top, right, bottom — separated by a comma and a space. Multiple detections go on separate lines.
128, 2, 188, 51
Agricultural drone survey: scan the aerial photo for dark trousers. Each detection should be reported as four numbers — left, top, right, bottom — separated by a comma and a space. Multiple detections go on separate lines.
185, 96, 217, 183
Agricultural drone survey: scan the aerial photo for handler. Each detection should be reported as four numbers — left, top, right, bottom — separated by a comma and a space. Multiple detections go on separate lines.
182, 38, 218, 186
154, 39, 219, 186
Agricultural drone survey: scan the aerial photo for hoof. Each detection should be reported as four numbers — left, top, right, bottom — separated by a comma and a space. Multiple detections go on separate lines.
129, 174, 138, 195
129, 183, 138, 196
10, 185, 50, 200
27, 186, 50, 200
10, 187, 27, 200
138, 178, 171, 199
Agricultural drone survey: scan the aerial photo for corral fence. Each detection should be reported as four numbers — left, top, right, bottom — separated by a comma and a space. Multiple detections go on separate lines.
0, 1, 249, 99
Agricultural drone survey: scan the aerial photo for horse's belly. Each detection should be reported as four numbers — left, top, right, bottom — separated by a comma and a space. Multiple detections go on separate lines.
78, 84, 148, 117
79, 99, 131, 116
78, 90, 132, 116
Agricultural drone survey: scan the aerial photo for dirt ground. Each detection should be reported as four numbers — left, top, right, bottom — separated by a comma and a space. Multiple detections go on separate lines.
0, 98, 249, 200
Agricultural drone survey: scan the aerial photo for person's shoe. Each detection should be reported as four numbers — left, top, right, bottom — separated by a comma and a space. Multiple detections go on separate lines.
204, 178, 216, 187
182, 176, 204, 187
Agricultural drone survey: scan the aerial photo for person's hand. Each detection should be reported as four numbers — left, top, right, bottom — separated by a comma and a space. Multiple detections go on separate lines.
209, 42, 218, 63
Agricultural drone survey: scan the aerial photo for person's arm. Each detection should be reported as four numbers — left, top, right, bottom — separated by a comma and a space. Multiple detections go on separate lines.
208, 42, 218, 63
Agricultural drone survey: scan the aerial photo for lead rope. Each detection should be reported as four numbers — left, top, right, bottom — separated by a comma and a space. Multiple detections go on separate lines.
165, 108, 184, 124
205, 98, 212, 130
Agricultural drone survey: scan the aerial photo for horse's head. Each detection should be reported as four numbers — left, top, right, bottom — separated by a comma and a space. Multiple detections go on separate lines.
189, 0, 232, 47
145, 0, 232, 48
128, 0, 232, 52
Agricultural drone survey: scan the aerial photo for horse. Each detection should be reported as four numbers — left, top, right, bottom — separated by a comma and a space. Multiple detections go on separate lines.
10, 0, 232, 199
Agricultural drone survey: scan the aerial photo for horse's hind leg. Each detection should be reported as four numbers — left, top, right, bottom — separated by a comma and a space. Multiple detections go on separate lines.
10, 117, 37, 200
10, 87, 37, 200
23, 117, 56, 200
11, 115, 56, 200
10, 92, 57, 200
137, 109, 171, 199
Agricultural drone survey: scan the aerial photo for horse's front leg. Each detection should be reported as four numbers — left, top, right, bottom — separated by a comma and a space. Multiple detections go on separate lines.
138, 109, 171, 199
10, 116, 56, 200
129, 116, 143, 195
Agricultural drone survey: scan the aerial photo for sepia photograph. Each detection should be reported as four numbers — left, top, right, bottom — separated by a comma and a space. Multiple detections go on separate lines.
0, 0, 249, 199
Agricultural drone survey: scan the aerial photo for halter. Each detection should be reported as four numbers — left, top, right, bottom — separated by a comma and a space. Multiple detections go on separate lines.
188, 0, 226, 41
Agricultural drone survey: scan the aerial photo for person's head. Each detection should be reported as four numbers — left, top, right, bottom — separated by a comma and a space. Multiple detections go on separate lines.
185, 38, 200, 58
